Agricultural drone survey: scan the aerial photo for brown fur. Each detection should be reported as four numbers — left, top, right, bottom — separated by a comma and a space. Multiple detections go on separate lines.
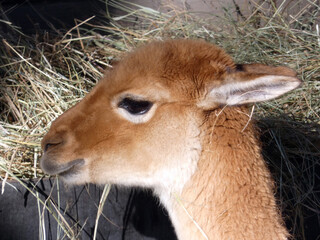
171, 107, 288, 239
40, 39, 301, 239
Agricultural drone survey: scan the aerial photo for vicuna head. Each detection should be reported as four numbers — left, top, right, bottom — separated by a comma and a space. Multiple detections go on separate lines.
40, 40, 301, 240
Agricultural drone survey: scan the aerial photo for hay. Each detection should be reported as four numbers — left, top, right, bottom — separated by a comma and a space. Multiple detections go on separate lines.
0, 0, 319, 239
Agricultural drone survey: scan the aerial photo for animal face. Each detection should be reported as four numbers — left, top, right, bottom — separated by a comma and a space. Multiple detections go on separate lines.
40, 40, 300, 192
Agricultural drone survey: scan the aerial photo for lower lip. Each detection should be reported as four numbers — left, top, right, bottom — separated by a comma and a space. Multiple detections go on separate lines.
59, 159, 84, 177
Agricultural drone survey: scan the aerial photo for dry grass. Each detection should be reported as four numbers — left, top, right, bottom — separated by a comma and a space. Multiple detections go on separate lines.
0, 0, 319, 239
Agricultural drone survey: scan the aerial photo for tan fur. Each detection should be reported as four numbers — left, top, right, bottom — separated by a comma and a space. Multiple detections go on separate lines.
40, 39, 301, 239
169, 107, 288, 239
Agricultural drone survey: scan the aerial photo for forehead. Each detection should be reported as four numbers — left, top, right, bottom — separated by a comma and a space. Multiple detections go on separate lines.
101, 40, 235, 101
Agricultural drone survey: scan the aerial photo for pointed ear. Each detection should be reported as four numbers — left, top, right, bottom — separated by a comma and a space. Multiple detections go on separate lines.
235, 63, 298, 77
201, 64, 301, 108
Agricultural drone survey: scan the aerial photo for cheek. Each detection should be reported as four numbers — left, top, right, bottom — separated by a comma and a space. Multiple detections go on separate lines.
84, 106, 202, 186
132, 106, 202, 176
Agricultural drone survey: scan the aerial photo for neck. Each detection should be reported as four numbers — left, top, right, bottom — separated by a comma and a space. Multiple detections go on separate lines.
162, 107, 289, 240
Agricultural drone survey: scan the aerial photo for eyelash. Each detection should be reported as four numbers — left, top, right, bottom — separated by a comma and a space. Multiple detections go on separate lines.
117, 97, 153, 115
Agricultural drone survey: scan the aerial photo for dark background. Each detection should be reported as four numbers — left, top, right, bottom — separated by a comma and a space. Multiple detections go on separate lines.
1, 0, 108, 34
0, 179, 177, 240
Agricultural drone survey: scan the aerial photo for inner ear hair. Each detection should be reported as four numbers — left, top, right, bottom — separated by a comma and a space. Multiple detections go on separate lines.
235, 63, 297, 77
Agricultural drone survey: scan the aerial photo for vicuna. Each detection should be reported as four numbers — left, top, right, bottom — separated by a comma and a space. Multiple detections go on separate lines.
40, 39, 301, 240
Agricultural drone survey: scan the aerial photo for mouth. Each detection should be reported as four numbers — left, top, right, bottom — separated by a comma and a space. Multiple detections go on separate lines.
40, 156, 85, 176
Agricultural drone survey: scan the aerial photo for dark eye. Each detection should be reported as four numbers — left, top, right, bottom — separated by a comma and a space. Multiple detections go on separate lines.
118, 97, 153, 115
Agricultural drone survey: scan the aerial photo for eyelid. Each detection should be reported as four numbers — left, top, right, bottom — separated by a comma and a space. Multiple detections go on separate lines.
118, 93, 146, 101
118, 97, 153, 115
112, 94, 158, 124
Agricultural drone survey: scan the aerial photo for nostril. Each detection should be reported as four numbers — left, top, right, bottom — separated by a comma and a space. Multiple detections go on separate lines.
44, 142, 62, 152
